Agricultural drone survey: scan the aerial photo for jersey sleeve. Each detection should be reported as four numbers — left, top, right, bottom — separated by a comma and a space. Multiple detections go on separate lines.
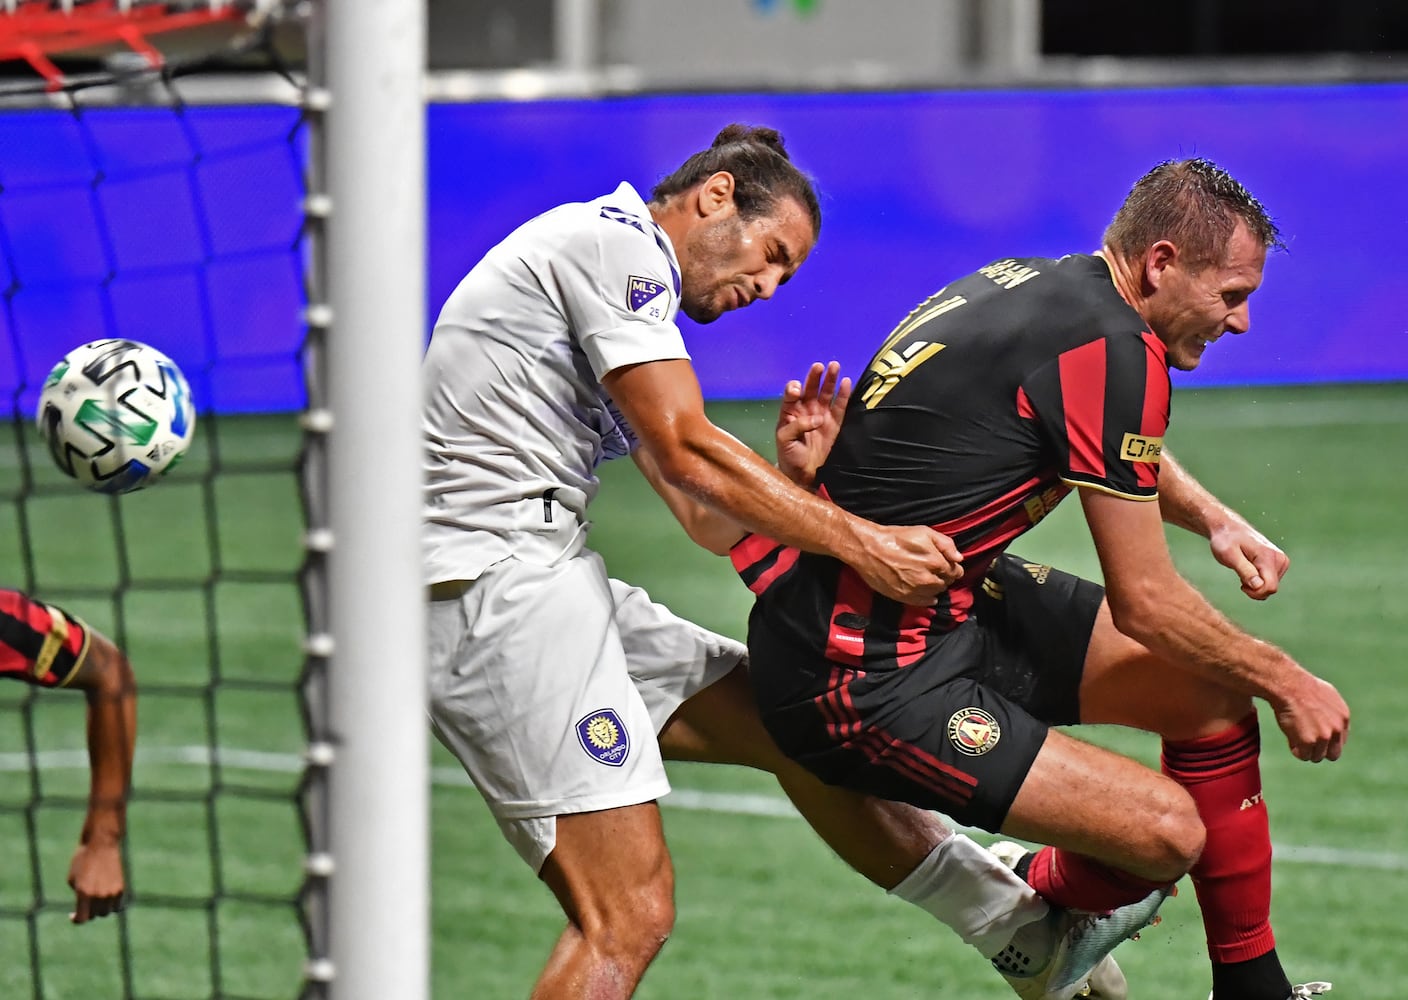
0, 589, 90, 689
549, 212, 690, 380
1017, 331, 1170, 499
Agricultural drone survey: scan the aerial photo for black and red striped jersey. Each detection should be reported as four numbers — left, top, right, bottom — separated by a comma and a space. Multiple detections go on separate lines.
734, 253, 1169, 654
0, 589, 89, 688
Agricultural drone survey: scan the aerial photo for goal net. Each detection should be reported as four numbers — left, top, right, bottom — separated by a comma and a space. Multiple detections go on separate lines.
0, 3, 334, 997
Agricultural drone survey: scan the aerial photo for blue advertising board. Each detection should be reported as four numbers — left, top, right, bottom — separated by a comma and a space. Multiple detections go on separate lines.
3, 83, 1405, 413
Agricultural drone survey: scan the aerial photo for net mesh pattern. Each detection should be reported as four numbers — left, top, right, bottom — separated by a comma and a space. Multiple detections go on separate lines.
0, 11, 326, 998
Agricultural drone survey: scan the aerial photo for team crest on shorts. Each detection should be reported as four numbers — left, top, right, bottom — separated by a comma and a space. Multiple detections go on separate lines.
576, 708, 630, 766
947, 707, 1001, 756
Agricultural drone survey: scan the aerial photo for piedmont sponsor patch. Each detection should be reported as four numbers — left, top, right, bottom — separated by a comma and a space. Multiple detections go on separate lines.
1120, 432, 1164, 463
576, 708, 630, 766
947, 707, 1001, 756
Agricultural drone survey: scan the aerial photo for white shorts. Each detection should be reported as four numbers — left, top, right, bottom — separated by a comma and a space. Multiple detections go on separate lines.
427, 545, 743, 872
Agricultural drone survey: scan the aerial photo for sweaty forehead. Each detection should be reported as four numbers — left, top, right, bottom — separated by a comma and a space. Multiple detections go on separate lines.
751, 197, 817, 256
1219, 223, 1267, 285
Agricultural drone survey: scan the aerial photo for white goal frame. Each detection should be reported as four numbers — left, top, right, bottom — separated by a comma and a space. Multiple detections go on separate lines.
313, 2, 429, 998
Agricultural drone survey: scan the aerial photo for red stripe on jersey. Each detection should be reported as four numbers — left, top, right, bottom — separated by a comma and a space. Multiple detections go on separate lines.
1, 589, 50, 635
1016, 385, 1036, 419
1138, 331, 1172, 491
748, 547, 799, 595
730, 532, 781, 574
1059, 339, 1108, 479
946, 579, 977, 623
0, 591, 86, 686
926, 555, 991, 632
729, 533, 799, 595
966, 505, 1051, 562
825, 569, 872, 666
1141, 330, 1169, 369
934, 472, 1047, 541
895, 602, 936, 667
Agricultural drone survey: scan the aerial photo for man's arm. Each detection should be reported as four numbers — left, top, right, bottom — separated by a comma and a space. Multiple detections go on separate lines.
632, 444, 746, 555
1081, 488, 1348, 762
64, 630, 135, 924
604, 358, 962, 605
631, 361, 852, 556
1158, 450, 1289, 600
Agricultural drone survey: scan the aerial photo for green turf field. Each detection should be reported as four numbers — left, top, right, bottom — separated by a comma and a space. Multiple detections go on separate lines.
2, 382, 1405, 999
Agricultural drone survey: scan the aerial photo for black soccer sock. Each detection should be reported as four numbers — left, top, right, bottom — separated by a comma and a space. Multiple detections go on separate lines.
1210, 948, 1294, 1000
1009, 849, 1034, 884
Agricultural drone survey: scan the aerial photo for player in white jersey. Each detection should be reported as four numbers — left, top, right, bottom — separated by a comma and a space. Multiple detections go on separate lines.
423, 124, 1143, 999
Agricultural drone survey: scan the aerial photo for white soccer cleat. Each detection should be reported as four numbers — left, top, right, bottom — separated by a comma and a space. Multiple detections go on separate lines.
991, 907, 1122, 1000
1082, 953, 1128, 999
988, 841, 1170, 1000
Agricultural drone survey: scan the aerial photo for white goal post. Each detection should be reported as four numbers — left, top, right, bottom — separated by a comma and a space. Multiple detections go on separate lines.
315, 1, 429, 998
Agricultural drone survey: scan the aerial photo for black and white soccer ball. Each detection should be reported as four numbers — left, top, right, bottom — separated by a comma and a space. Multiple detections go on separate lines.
36, 339, 197, 495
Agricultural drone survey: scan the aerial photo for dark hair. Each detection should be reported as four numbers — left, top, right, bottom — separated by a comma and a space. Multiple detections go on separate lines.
1103, 158, 1284, 270
650, 123, 822, 238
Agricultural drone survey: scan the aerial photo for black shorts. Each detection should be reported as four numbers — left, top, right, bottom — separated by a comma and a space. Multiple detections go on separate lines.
748, 552, 1104, 832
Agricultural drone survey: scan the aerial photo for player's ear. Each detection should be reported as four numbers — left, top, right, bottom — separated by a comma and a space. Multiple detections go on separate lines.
696, 171, 736, 219
1143, 240, 1179, 292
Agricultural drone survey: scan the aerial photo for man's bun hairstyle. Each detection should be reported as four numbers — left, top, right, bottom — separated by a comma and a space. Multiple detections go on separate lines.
651, 123, 821, 237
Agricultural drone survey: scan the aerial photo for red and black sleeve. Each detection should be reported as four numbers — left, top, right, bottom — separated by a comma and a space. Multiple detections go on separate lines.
1017, 330, 1170, 500
0, 589, 90, 688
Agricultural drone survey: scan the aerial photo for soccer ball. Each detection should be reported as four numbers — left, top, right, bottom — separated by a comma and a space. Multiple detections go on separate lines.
36, 339, 196, 495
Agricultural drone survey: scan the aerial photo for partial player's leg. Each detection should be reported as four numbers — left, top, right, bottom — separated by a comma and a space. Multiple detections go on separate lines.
654, 607, 1179, 999
613, 576, 1055, 960
614, 578, 1156, 1000
1079, 604, 1301, 1000
427, 553, 677, 999
1000, 729, 1203, 886
990, 553, 1310, 1000
533, 804, 675, 999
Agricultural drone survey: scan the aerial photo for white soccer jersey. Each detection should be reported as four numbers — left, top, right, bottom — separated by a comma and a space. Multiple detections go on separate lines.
422, 182, 690, 583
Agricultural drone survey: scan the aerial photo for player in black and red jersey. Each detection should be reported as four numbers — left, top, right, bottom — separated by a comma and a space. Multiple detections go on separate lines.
2, 588, 134, 923
732, 159, 1345, 1000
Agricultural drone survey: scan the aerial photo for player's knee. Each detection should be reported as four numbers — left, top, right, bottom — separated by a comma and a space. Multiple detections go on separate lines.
583, 878, 676, 971
627, 880, 676, 959
1140, 778, 1205, 879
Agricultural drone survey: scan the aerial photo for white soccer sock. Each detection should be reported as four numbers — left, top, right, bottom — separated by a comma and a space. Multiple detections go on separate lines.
888, 832, 1050, 959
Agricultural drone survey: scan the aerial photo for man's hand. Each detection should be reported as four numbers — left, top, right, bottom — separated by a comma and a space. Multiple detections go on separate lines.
68, 837, 126, 924
776, 361, 850, 488
851, 522, 964, 606
1209, 520, 1289, 600
1271, 672, 1350, 763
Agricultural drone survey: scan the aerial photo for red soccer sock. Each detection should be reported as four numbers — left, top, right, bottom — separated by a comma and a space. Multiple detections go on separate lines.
1162, 712, 1277, 964
1025, 846, 1168, 912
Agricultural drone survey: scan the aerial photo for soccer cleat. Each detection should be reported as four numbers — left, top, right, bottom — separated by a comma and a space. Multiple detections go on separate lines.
1081, 953, 1128, 999
1208, 983, 1332, 1000
988, 841, 1171, 1000
991, 907, 1130, 1000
